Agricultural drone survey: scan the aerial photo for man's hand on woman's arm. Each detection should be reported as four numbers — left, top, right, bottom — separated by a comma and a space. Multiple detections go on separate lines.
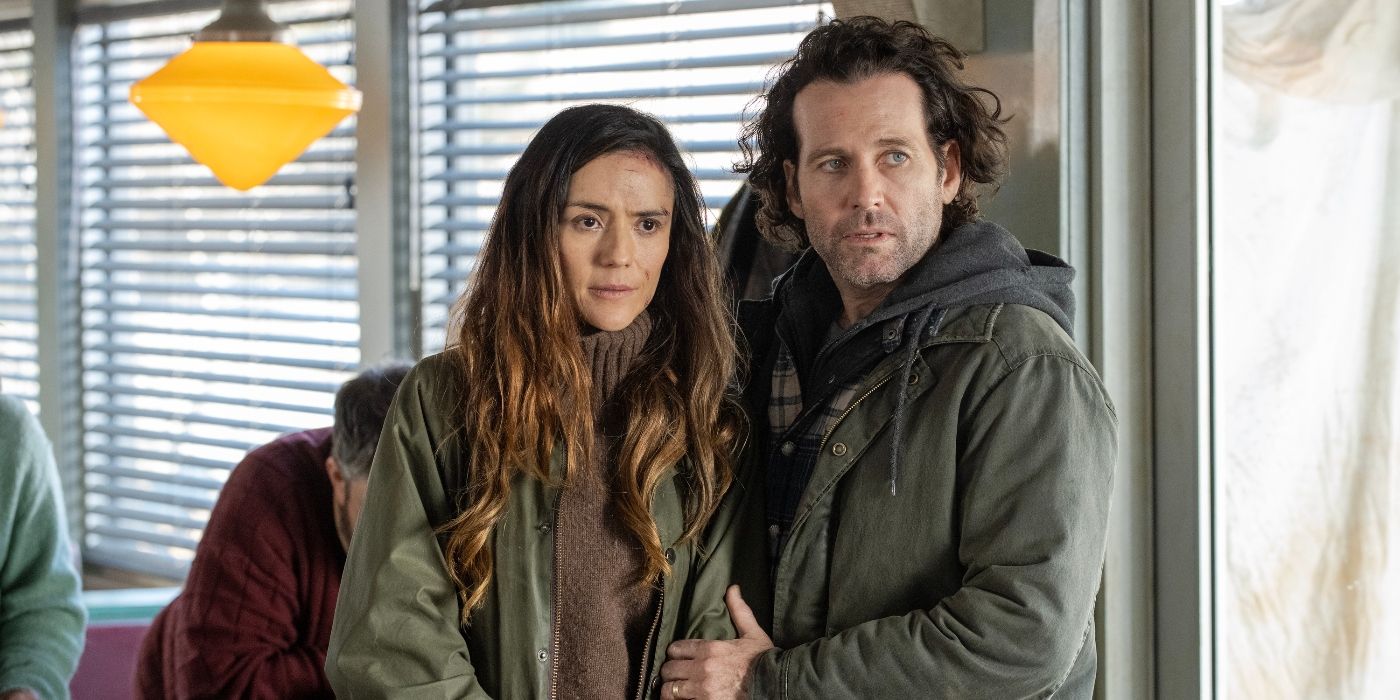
660, 586, 773, 700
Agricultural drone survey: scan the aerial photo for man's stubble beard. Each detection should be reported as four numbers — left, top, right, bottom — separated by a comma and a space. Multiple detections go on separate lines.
810, 201, 943, 291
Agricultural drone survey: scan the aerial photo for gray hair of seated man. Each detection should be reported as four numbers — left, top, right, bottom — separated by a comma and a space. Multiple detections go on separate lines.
331, 361, 413, 480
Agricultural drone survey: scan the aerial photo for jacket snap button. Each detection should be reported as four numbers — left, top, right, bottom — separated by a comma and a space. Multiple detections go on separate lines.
537, 649, 547, 662
665, 547, 676, 564
908, 373, 920, 385
779, 441, 796, 457
831, 442, 847, 456
538, 522, 550, 534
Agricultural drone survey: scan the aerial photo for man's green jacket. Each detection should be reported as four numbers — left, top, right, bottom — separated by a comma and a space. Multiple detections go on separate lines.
740, 222, 1118, 699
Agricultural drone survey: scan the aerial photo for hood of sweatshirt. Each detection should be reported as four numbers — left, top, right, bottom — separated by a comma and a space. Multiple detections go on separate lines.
772, 219, 1075, 377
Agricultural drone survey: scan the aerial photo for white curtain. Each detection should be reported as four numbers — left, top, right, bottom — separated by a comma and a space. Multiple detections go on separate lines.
1218, 0, 1400, 697
1223, 0, 1400, 101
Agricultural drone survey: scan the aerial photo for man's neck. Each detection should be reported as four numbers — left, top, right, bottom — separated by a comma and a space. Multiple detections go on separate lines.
834, 278, 900, 329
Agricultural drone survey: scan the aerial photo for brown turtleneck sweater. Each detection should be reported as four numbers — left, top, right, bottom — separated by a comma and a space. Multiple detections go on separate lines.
554, 312, 659, 700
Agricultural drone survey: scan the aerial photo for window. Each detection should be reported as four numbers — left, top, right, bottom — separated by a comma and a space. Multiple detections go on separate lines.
0, 22, 35, 412
415, 0, 830, 352
73, 0, 357, 580
1214, 0, 1400, 695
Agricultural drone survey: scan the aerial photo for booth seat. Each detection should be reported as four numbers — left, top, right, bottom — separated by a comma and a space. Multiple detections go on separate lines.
70, 588, 178, 700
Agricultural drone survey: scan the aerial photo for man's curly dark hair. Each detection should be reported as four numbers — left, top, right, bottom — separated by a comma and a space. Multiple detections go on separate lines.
737, 16, 1010, 251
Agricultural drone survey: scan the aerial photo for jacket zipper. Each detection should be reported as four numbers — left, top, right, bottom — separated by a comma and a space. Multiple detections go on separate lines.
817, 374, 893, 453
548, 501, 562, 700
634, 585, 665, 700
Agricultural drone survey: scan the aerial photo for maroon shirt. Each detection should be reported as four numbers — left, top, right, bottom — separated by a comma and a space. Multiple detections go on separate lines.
134, 428, 343, 699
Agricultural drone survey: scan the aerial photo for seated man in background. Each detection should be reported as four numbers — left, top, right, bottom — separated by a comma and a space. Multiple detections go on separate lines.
1, 387, 86, 700
135, 362, 411, 700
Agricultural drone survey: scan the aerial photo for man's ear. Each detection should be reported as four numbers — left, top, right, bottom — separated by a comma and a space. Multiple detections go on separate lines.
783, 160, 804, 219
325, 457, 344, 492
940, 141, 963, 205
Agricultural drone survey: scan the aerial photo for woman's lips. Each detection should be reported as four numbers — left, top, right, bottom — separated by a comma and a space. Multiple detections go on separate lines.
589, 285, 635, 299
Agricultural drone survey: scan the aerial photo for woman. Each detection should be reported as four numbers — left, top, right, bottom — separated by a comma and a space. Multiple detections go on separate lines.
326, 104, 764, 699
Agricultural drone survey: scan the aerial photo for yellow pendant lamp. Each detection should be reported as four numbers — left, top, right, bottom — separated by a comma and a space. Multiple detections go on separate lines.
129, 0, 362, 191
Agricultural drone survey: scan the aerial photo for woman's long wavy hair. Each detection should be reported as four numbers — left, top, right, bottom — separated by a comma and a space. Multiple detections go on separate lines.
438, 104, 745, 623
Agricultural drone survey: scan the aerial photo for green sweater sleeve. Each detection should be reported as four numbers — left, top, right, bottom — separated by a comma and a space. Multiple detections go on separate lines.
0, 397, 86, 700
325, 364, 492, 699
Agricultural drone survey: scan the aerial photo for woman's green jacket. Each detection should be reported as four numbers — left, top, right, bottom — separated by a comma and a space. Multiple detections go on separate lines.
326, 352, 768, 699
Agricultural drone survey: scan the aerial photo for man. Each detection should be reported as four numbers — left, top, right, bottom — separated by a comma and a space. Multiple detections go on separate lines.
135, 362, 411, 699
661, 17, 1116, 699
1, 391, 85, 700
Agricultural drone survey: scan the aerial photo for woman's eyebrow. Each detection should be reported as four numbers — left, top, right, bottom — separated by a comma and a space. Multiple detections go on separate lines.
565, 202, 670, 218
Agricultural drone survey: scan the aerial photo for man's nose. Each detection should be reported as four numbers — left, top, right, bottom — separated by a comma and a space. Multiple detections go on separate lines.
597, 227, 635, 267
849, 164, 883, 210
